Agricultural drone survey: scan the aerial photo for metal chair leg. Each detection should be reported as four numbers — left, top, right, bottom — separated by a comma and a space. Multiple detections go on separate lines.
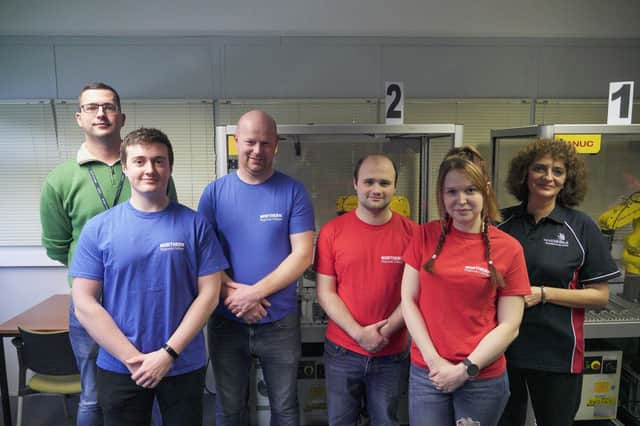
62, 394, 72, 426
16, 395, 23, 426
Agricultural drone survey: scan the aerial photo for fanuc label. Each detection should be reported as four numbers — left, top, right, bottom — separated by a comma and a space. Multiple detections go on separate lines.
554, 134, 601, 154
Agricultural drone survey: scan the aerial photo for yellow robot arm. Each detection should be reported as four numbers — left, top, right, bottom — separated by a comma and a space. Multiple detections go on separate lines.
599, 192, 640, 230
599, 192, 640, 274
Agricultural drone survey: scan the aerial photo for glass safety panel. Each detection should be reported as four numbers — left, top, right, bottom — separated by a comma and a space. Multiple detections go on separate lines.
274, 138, 424, 231
426, 136, 457, 222
493, 136, 539, 210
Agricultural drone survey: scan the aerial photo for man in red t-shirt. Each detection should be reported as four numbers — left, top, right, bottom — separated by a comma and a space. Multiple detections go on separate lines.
315, 154, 417, 425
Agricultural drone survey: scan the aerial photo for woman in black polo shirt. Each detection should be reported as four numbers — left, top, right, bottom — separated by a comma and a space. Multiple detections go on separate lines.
497, 139, 620, 425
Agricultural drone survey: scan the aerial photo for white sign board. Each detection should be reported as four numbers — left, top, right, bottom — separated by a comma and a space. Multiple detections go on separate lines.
385, 81, 404, 125
608, 81, 634, 125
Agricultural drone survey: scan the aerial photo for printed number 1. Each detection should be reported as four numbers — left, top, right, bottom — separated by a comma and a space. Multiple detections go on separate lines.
386, 84, 402, 119
611, 83, 631, 119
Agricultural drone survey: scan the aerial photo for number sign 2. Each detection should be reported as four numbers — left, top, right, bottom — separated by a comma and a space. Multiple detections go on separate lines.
607, 81, 634, 125
385, 81, 404, 124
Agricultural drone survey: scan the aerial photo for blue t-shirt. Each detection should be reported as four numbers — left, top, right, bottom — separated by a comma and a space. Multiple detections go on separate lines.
70, 201, 229, 375
198, 171, 315, 323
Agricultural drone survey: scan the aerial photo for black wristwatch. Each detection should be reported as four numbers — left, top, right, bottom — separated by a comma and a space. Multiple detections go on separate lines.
462, 358, 479, 378
162, 343, 179, 360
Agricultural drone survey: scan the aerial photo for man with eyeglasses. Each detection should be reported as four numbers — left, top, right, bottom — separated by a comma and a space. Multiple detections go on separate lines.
40, 82, 177, 425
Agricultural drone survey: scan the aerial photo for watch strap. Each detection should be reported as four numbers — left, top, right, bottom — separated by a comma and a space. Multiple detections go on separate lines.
162, 343, 179, 360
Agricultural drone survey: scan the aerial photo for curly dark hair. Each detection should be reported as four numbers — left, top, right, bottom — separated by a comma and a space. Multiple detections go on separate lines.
506, 138, 587, 207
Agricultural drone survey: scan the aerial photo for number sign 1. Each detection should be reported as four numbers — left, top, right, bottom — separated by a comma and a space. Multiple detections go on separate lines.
385, 81, 404, 124
607, 81, 634, 125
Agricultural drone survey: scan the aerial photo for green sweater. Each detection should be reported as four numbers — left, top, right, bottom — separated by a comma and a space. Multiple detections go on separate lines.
40, 144, 177, 272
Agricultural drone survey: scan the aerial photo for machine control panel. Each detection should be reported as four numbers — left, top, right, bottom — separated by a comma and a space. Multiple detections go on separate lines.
584, 355, 619, 375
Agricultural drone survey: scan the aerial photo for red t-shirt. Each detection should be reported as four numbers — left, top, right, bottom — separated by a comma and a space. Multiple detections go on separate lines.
315, 211, 418, 356
402, 220, 530, 379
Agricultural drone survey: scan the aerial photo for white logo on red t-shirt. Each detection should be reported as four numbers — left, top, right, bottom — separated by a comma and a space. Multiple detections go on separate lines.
380, 255, 403, 264
463, 265, 490, 277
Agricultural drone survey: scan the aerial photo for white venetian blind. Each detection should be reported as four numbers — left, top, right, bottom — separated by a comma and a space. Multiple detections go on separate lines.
215, 98, 379, 125
1, 100, 215, 247
404, 98, 532, 156
0, 101, 60, 246
535, 99, 640, 124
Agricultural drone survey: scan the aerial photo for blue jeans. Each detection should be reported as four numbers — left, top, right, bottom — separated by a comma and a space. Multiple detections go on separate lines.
409, 363, 510, 426
324, 339, 409, 426
69, 303, 103, 426
208, 313, 301, 426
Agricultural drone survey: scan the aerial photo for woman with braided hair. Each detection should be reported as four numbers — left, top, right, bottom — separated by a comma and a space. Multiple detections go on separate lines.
401, 153, 531, 425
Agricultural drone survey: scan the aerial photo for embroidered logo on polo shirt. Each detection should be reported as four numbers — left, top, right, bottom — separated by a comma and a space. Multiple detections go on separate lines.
380, 255, 403, 264
159, 241, 185, 251
464, 265, 490, 277
543, 233, 569, 247
260, 213, 283, 222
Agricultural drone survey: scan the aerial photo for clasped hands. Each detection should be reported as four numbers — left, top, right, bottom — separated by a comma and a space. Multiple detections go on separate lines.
427, 358, 468, 394
125, 349, 174, 389
224, 281, 271, 324
355, 319, 391, 354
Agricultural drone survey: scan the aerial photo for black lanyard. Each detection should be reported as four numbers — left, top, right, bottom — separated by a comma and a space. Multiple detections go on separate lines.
87, 164, 125, 211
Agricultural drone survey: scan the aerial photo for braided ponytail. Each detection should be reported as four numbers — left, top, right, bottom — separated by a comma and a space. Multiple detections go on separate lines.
483, 215, 505, 288
423, 219, 448, 273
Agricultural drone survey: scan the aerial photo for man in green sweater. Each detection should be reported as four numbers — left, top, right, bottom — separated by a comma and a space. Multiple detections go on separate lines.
40, 82, 176, 425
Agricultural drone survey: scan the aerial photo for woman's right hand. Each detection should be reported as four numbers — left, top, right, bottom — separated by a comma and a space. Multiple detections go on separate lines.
428, 357, 468, 393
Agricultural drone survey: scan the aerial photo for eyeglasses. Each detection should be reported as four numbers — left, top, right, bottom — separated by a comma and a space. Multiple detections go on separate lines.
79, 103, 119, 114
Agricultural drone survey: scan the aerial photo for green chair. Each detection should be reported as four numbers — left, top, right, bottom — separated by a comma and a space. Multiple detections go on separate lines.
11, 326, 81, 426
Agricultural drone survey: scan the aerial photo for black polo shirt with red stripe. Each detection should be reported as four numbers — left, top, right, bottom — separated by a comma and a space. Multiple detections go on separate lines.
498, 203, 620, 374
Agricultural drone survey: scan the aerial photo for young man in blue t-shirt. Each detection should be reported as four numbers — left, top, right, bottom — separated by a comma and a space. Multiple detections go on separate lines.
70, 128, 228, 425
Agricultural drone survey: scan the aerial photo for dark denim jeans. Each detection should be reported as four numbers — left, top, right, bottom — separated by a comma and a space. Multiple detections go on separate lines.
323, 339, 409, 426
69, 303, 104, 426
208, 313, 301, 426
409, 363, 510, 426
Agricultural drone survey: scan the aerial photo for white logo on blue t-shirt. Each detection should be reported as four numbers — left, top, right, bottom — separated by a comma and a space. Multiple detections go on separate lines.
260, 213, 283, 222
159, 242, 185, 251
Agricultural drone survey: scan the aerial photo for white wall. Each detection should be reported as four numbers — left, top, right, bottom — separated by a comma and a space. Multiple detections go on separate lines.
1, 0, 640, 38
1, 36, 639, 101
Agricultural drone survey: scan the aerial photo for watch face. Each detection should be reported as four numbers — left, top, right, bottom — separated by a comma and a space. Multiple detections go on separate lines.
467, 363, 479, 377
463, 359, 479, 377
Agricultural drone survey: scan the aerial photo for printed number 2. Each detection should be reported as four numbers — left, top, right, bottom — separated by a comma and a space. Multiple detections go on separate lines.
386, 84, 402, 119
611, 83, 631, 119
